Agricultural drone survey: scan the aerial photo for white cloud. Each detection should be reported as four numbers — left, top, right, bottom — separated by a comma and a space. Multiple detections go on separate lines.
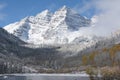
92, 0, 120, 36
75, 0, 120, 36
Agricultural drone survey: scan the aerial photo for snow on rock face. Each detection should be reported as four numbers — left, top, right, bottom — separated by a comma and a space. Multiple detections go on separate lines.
4, 6, 96, 45
4, 19, 30, 41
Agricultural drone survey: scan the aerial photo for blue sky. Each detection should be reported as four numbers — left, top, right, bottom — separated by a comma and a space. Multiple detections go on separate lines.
0, 0, 95, 27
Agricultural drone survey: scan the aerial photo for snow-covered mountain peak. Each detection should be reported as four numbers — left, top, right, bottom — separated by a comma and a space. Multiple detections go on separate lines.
4, 6, 95, 45
36, 9, 52, 18
56, 5, 77, 16
58, 5, 69, 13
20, 17, 32, 23
48, 6, 91, 31
60, 5, 67, 10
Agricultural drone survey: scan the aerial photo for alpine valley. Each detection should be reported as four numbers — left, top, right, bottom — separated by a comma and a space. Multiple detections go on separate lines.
0, 6, 120, 73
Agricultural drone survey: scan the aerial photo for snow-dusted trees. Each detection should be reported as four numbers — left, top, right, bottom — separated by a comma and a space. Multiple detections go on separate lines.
0, 62, 23, 74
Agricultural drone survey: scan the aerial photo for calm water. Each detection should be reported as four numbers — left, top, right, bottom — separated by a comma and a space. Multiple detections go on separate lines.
0, 74, 90, 80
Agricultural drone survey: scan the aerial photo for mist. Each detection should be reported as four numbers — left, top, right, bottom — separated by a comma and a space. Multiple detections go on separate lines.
93, 0, 120, 36
76, 0, 120, 36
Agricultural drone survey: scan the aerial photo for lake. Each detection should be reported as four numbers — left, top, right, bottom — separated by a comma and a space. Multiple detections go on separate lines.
0, 74, 90, 80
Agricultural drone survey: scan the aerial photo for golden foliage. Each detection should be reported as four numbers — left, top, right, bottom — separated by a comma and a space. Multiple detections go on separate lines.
101, 66, 120, 79
102, 48, 108, 52
82, 55, 88, 65
89, 51, 98, 64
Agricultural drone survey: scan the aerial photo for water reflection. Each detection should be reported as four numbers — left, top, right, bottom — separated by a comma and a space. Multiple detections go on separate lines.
0, 74, 89, 80
0, 75, 26, 80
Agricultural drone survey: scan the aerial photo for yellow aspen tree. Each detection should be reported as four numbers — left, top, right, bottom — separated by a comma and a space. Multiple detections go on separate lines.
82, 55, 88, 65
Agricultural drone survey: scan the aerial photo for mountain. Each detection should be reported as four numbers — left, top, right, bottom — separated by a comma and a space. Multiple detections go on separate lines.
0, 28, 26, 73
0, 28, 24, 44
1, 26, 120, 73
1, 15, 120, 73
0, 28, 60, 73
0, 28, 26, 60
1, 6, 120, 73
4, 6, 94, 45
